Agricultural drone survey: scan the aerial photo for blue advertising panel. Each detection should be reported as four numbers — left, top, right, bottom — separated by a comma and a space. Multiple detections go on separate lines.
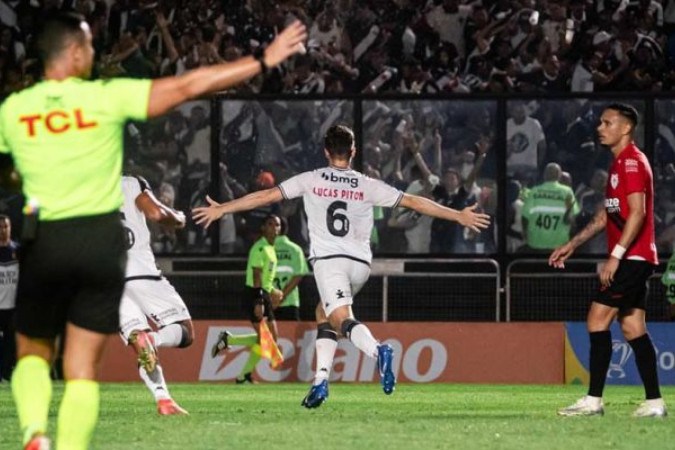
565, 322, 675, 385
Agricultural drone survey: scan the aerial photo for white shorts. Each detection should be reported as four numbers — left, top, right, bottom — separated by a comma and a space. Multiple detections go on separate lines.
312, 258, 370, 317
119, 277, 191, 342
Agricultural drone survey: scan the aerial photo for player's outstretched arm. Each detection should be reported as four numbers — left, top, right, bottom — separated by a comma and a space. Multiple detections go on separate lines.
192, 187, 284, 228
398, 193, 490, 233
548, 206, 607, 269
136, 191, 186, 229
146, 21, 307, 118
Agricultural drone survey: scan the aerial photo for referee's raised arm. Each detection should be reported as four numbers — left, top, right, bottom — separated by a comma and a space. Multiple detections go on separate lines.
146, 21, 307, 118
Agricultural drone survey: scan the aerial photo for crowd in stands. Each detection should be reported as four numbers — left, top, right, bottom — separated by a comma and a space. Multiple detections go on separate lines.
0, 0, 673, 255
1, 0, 675, 94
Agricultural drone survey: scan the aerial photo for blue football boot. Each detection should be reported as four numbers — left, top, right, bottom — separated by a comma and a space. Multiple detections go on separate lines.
377, 344, 396, 395
301, 380, 329, 408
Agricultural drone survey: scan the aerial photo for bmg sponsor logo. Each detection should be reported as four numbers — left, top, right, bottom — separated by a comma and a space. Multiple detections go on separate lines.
321, 172, 359, 188
199, 327, 448, 382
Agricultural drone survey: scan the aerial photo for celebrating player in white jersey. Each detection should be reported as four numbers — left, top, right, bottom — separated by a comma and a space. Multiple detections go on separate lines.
193, 125, 490, 408
120, 176, 192, 415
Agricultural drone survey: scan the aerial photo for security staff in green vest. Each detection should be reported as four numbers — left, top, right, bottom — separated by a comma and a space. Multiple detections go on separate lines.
521, 163, 579, 252
273, 217, 309, 321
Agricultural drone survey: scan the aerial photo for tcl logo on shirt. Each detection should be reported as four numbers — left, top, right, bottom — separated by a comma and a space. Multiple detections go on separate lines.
18, 108, 98, 137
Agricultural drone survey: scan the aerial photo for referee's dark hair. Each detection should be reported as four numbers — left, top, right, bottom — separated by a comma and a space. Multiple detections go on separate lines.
605, 103, 639, 130
36, 12, 87, 65
325, 125, 355, 159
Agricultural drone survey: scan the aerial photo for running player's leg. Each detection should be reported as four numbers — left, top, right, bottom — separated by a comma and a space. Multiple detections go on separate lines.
302, 303, 336, 408
313, 303, 337, 385
150, 319, 194, 348
138, 278, 194, 349
314, 259, 395, 394
120, 292, 158, 372
120, 286, 186, 414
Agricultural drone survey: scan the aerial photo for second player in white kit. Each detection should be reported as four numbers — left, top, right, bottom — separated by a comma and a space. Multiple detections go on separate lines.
120, 175, 193, 415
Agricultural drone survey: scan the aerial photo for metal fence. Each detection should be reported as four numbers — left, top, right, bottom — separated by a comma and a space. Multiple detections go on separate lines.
161, 258, 501, 322
161, 257, 671, 322
506, 259, 670, 322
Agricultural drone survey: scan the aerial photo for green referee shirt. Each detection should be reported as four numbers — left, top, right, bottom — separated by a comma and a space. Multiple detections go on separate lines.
0, 77, 152, 220
246, 236, 278, 293
274, 235, 309, 308
522, 181, 579, 249
663, 252, 675, 304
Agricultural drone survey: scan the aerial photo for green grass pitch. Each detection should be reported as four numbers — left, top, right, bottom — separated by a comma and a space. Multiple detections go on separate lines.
1, 383, 674, 449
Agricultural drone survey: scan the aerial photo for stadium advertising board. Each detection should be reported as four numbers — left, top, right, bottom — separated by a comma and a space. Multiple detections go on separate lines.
565, 322, 675, 385
100, 321, 563, 384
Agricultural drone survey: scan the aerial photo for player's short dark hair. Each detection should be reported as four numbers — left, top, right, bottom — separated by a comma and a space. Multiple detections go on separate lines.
36, 12, 87, 65
325, 125, 355, 159
605, 103, 639, 129
0, 214, 9, 223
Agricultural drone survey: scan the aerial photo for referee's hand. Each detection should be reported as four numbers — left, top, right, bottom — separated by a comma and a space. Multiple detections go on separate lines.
264, 20, 308, 67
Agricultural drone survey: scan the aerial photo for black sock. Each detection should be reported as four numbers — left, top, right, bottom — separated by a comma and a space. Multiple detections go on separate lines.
628, 334, 662, 400
588, 330, 612, 398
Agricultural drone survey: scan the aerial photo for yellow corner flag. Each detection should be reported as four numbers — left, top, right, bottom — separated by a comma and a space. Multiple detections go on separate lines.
259, 321, 284, 368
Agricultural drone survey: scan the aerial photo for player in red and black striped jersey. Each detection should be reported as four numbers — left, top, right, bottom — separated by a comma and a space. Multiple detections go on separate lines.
550, 103, 665, 418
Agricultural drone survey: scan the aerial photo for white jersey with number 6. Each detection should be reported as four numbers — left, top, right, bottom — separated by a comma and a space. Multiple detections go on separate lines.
278, 167, 402, 265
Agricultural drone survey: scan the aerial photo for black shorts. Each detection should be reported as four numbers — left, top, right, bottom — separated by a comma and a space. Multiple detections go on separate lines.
16, 212, 126, 338
274, 305, 300, 321
241, 287, 275, 323
594, 259, 655, 311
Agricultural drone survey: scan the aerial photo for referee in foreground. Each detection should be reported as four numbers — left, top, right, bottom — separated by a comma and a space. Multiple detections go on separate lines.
0, 12, 306, 450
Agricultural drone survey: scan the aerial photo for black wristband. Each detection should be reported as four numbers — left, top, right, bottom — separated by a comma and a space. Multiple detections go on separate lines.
253, 47, 269, 76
